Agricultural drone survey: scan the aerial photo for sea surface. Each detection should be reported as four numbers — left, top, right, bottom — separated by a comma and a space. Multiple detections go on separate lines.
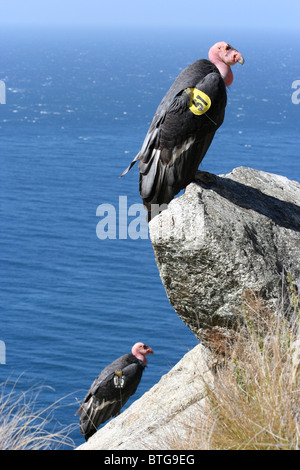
0, 26, 299, 448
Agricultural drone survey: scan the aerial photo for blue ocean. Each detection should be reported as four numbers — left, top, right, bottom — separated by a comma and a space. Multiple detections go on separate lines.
0, 26, 299, 448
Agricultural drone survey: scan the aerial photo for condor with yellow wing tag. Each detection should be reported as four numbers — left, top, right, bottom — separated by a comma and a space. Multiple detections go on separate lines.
120, 41, 244, 223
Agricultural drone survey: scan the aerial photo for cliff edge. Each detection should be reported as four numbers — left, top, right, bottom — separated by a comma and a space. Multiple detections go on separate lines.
77, 167, 300, 450
150, 166, 300, 348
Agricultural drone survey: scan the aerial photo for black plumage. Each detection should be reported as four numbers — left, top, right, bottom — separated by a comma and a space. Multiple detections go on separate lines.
121, 59, 227, 221
77, 343, 153, 441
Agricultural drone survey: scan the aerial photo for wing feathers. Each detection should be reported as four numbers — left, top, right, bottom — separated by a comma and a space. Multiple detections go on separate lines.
79, 397, 120, 439
139, 149, 161, 199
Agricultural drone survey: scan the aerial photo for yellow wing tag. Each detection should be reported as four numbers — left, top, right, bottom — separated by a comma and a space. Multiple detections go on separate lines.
184, 88, 211, 116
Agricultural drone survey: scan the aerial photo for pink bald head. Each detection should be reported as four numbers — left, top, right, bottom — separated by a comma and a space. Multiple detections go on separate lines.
132, 342, 154, 365
208, 42, 244, 87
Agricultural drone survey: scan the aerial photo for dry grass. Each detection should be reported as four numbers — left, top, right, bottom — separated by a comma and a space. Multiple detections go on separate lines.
0, 379, 76, 450
163, 278, 300, 450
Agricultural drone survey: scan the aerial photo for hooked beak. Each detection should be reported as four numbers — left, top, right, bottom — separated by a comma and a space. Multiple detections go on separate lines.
237, 55, 245, 65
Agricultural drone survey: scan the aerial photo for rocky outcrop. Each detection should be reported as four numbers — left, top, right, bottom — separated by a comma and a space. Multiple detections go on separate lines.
149, 167, 300, 347
76, 343, 212, 450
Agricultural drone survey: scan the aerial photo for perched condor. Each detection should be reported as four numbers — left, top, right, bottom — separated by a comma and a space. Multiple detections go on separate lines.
76, 342, 153, 441
121, 42, 244, 221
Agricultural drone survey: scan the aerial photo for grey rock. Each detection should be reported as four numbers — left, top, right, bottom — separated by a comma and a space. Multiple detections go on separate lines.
149, 167, 300, 345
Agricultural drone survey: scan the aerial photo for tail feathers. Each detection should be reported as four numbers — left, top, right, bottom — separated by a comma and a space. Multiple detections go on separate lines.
120, 153, 140, 177
120, 127, 160, 178
139, 149, 161, 199
84, 428, 97, 441
79, 404, 98, 440
140, 158, 173, 222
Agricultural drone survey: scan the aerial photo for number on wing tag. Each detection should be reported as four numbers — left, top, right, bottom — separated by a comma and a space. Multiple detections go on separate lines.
185, 88, 211, 116
114, 371, 125, 389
